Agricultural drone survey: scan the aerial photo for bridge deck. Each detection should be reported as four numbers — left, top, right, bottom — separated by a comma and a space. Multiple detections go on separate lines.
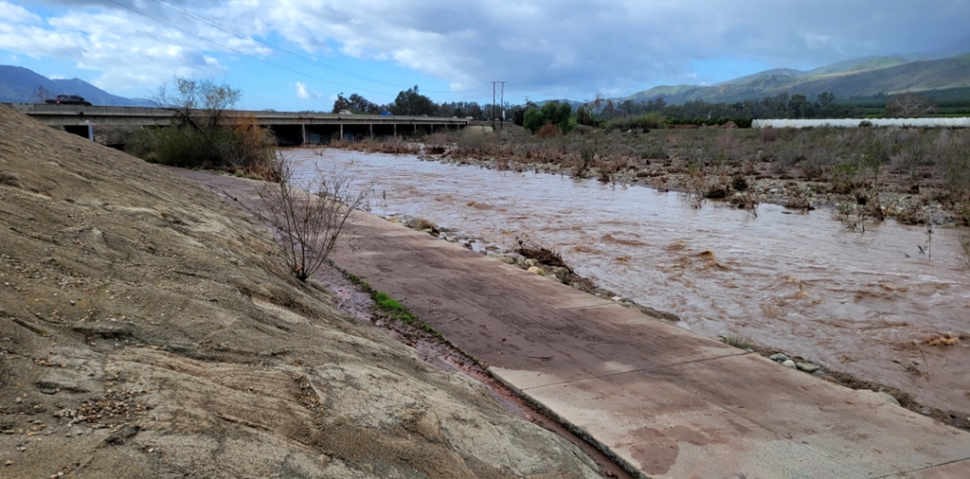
2, 103, 470, 128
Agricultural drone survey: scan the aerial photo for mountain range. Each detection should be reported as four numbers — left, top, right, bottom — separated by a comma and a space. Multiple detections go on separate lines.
0, 65, 151, 106
623, 38, 970, 105
4, 37, 970, 109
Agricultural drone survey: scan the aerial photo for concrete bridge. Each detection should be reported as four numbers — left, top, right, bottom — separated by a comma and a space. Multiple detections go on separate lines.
2, 103, 470, 144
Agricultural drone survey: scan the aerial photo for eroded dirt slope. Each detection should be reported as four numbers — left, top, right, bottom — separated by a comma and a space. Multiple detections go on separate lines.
0, 105, 600, 479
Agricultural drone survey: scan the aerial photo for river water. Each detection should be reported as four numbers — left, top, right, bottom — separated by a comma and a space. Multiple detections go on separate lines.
288, 148, 970, 414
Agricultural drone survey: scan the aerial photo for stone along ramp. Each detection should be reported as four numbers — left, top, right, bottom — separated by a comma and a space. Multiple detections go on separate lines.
178, 170, 970, 479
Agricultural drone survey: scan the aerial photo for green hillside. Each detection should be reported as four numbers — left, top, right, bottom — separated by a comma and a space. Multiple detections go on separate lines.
625, 53, 970, 105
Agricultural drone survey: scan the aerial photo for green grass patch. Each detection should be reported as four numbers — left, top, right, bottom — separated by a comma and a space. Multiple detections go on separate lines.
374, 291, 416, 323
331, 266, 488, 369
343, 283, 443, 338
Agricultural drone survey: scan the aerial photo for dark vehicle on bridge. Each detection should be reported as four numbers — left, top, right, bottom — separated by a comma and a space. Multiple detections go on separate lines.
44, 95, 93, 106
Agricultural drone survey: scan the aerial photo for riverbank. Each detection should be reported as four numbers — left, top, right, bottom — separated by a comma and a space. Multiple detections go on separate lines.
330, 126, 970, 230
0, 104, 605, 478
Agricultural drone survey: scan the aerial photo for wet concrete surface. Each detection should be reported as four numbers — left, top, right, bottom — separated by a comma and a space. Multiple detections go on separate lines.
284, 149, 970, 417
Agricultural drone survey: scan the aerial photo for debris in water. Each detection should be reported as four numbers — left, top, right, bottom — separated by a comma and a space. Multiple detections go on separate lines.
696, 250, 730, 270
923, 333, 961, 347
516, 239, 572, 271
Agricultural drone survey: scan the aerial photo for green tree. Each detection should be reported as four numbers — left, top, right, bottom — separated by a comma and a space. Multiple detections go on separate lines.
788, 94, 813, 118
524, 102, 575, 134
523, 107, 545, 133
392, 85, 437, 116
332, 93, 379, 114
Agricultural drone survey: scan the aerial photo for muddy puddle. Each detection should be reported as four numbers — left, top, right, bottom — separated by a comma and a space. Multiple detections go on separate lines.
288, 148, 970, 415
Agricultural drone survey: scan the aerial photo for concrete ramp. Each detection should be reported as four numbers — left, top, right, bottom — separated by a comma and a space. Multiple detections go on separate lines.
179, 169, 970, 479
328, 211, 970, 479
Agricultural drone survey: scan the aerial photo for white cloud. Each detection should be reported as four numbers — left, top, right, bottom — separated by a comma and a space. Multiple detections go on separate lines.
294, 81, 321, 99
3, 0, 970, 100
0, 1, 40, 23
0, 2, 272, 94
231, 0, 970, 96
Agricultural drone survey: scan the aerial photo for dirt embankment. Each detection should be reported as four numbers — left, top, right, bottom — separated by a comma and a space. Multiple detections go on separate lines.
0, 105, 601, 479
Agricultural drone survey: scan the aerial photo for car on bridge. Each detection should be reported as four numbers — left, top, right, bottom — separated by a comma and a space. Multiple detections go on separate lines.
44, 95, 93, 106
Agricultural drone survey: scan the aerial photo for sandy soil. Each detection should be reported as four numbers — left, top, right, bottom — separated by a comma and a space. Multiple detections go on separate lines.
0, 104, 604, 479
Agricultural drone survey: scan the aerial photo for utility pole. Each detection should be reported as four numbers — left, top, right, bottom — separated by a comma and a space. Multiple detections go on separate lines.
490, 81, 506, 130
499, 81, 507, 130
491, 82, 496, 130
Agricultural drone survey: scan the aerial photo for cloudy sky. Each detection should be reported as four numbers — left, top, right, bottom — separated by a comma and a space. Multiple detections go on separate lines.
2, 0, 969, 110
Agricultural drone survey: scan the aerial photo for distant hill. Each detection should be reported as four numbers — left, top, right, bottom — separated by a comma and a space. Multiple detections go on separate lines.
0, 65, 151, 106
624, 49, 970, 105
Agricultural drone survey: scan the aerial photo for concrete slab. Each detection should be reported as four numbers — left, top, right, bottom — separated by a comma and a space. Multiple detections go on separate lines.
511, 354, 970, 478
496, 360, 867, 478
680, 355, 970, 477
885, 459, 970, 478
335, 212, 746, 385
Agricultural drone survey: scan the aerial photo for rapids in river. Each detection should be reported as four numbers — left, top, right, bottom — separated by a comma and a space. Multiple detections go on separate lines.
289, 148, 970, 415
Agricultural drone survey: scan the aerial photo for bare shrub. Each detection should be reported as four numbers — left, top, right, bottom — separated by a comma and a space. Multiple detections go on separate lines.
715, 130, 742, 161
760, 126, 779, 143
721, 333, 754, 350
379, 136, 419, 154
455, 128, 494, 156
414, 218, 437, 231
425, 132, 449, 154
730, 191, 759, 217
597, 157, 628, 186
960, 235, 970, 269
259, 154, 367, 282
328, 135, 352, 149
885, 92, 936, 118
219, 113, 278, 179
536, 123, 562, 139
731, 175, 748, 192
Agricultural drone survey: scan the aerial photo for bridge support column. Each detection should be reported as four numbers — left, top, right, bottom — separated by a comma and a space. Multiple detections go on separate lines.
340, 124, 344, 141
393, 124, 397, 137
301, 123, 306, 146
60, 125, 94, 141
431, 124, 434, 134
369, 124, 373, 138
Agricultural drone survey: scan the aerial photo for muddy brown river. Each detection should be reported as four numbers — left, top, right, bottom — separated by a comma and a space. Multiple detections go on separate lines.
289, 148, 970, 415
